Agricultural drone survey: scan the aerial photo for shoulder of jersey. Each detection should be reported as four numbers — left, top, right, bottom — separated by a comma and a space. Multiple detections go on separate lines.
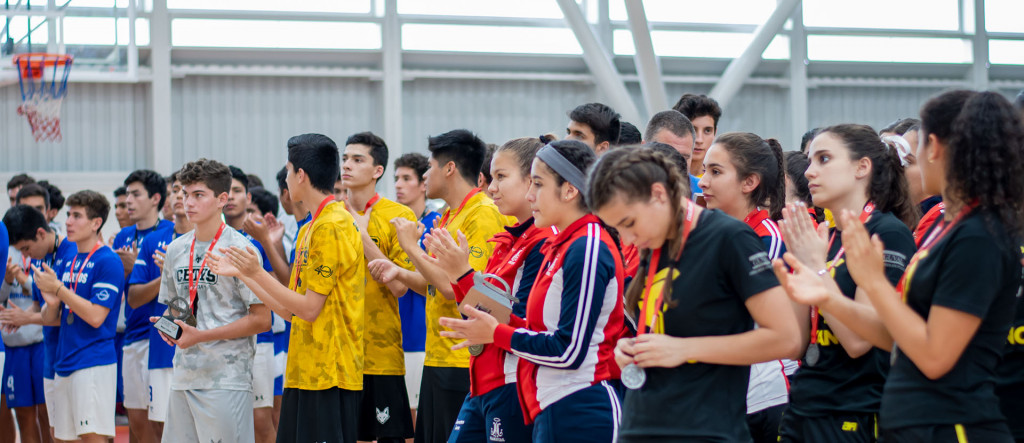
376, 198, 416, 218
869, 211, 911, 235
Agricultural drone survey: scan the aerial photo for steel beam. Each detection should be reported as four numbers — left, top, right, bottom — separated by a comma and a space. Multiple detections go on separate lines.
150, 0, 173, 173
624, 0, 667, 118
556, 0, 641, 125
381, 0, 401, 197
788, 2, 808, 151
971, 0, 988, 90
709, 0, 801, 109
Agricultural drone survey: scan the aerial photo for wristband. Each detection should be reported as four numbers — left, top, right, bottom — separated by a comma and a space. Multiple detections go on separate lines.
456, 269, 474, 282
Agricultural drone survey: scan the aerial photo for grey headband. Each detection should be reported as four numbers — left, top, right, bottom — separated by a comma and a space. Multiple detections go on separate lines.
536, 144, 587, 193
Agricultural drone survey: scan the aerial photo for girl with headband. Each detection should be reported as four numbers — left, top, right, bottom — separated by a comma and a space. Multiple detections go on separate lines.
424, 137, 554, 443
784, 91, 1024, 442
775, 124, 917, 442
698, 132, 795, 442
439, 140, 627, 443
588, 147, 800, 442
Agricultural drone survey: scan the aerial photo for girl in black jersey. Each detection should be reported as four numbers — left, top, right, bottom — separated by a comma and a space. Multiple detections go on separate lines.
785, 91, 1024, 442
589, 147, 801, 442
774, 124, 918, 443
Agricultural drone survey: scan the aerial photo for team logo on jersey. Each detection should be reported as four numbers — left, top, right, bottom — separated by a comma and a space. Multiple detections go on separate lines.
470, 246, 484, 258
175, 266, 218, 286
95, 289, 111, 301
489, 417, 505, 441
747, 252, 771, 275
376, 407, 390, 424
315, 265, 333, 278
882, 250, 907, 269
370, 236, 381, 247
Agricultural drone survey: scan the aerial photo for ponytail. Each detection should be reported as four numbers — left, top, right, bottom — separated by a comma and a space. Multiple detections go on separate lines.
713, 132, 786, 221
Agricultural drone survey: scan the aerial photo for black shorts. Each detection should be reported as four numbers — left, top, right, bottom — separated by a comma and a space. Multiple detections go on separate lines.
357, 374, 415, 442
747, 403, 787, 443
881, 422, 1013, 443
277, 387, 361, 443
778, 410, 879, 443
414, 366, 469, 443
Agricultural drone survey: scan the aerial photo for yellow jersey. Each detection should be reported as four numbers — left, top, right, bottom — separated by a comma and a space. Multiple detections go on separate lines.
360, 197, 417, 376
425, 190, 515, 368
285, 200, 366, 391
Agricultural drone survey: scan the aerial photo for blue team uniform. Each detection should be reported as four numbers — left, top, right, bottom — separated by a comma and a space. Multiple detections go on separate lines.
398, 210, 440, 354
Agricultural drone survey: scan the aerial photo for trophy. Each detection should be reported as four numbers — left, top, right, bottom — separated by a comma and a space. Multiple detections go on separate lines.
153, 296, 197, 340
459, 272, 517, 356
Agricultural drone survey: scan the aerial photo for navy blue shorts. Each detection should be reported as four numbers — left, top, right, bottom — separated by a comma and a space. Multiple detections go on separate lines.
2, 341, 45, 407
532, 381, 622, 443
449, 383, 531, 443
115, 332, 125, 404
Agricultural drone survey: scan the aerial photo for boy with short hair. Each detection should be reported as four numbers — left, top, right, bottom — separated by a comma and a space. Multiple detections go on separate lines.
114, 187, 131, 229
152, 159, 271, 443
342, 131, 417, 443
211, 133, 365, 443
672, 93, 723, 177
565, 103, 621, 155
33, 190, 124, 443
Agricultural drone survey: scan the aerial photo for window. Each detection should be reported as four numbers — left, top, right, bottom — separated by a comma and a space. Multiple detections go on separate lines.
609, 0, 777, 25
2, 17, 149, 46
398, 0, 573, 19
614, 29, 788, 59
807, 35, 970, 63
167, 0, 371, 13
172, 19, 380, 49
990, 40, 1024, 65
985, 0, 1024, 33
803, 0, 959, 31
402, 24, 581, 54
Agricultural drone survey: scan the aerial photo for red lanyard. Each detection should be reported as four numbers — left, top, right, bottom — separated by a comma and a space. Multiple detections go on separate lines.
363, 193, 380, 213
291, 195, 336, 290
638, 202, 695, 335
896, 202, 976, 300
810, 202, 875, 345
67, 241, 104, 317
187, 223, 227, 312
439, 188, 481, 229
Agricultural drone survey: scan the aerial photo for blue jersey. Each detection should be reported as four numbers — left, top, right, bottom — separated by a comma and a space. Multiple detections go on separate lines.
114, 220, 174, 344
0, 222, 6, 354
131, 225, 182, 370
398, 210, 441, 353
288, 213, 313, 265
239, 231, 274, 343
54, 245, 124, 376
31, 238, 76, 379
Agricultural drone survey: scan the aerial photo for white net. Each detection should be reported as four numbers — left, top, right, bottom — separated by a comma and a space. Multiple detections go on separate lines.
17, 94, 65, 142
14, 54, 72, 143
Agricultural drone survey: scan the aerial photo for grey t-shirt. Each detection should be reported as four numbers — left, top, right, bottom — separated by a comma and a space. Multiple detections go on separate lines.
1, 247, 43, 347
158, 226, 263, 392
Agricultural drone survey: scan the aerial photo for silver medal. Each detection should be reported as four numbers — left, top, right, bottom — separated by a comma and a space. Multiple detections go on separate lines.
804, 343, 820, 367
890, 343, 899, 366
468, 344, 484, 356
67, 312, 74, 325
621, 363, 647, 390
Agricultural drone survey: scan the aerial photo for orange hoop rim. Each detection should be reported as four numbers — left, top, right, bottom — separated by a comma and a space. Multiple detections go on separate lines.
12, 53, 74, 80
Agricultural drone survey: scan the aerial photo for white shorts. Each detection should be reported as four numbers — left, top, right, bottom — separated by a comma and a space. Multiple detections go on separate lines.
43, 377, 55, 424
148, 368, 173, 422
122, 339, 150, 410
162, 389, 254, 443
404, 351, 425, 408
52, 364, 116, 441
253, 342, 274, 408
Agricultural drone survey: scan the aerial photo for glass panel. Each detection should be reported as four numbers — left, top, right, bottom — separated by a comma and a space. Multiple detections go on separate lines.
398, 0, 571, 18
803, 0, 959, 31
807, 35, 970, 63
167, 0, 371, 13
172, 19, 380, 49
990, 40, 1024, 65
986, 0, 1024, 33
613, 29, 789, 59
609, 0, 776, 25
402, 24, 581, 54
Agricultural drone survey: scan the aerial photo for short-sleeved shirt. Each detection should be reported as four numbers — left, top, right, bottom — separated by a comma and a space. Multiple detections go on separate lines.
115, 220, 175, 345
425, 191, 514, 368
285, 201, 365, 391
0, 223, 6, 353
238, 230, 275, 344
2, 248, 42, 348
884, 211, 1020, 429
788, 211, 916, 416
997, 243, 1024, 439
360, 197, 416, 376
400, 210, 441, 353
132, 226, 183, 370
54, 245, 125, 376
31, 238, 76, 379
158, 227, 263, 391
620, 209, 779, 441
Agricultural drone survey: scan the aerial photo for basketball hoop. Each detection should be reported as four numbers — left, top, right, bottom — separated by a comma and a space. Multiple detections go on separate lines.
13, 53, 73, 143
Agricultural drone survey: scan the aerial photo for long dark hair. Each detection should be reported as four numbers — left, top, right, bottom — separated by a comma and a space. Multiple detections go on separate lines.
815, 124, 919, 228
920, 90, 1024, 237
713, 132, 786, 221
587, 147, 690, 314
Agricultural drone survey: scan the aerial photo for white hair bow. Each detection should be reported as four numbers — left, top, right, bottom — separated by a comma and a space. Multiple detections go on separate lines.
881, 135, 911, 167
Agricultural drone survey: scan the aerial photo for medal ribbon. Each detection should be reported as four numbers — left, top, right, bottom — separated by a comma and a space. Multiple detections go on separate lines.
291, 195, 336, 290
363, 193, 380, 213
896, 201, 976, 301
809, 202, 875, 346
439, 188, 481, 229
638, 201, 695, 335
187, 223, 227, 315
67, 241, 104, 320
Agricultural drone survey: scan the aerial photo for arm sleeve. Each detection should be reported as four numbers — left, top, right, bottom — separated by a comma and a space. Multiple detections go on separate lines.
303, 222, 359, 297
158, 245, 178, 305
462, 209, 503, 273
90, 255, 125, 309
511, 241, 546, 319
725, 228, 780, 301
930, 231, 1005, 318
496, 238, 616, 370
876, 226, 916, 285
387, 210, 417, 273
128, 237, 158, 286
241, 237, 266, 307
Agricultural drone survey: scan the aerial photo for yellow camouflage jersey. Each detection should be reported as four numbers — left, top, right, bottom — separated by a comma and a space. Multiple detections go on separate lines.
286, 200, 366, 391
425, 190, 515, 368
360, 197, 417, 376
